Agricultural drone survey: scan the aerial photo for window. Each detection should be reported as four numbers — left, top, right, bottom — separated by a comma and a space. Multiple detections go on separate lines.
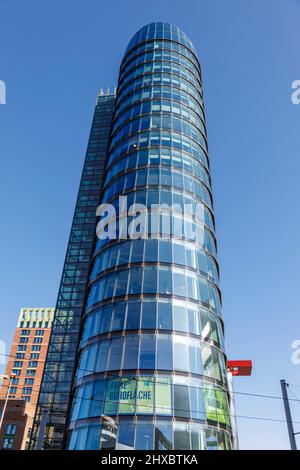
118, 241, 131, 265
144, 239, 158, 262
141, 302, 156, 329
123, 335, 139, 369
108, 338, 123, 371
173, 336, 188, 371
130, 240, 144, 263
24, 378, 34, 385
190, 381, 206, 420
173, 270, 186, 297
89, 380, 105, 418
85, 425, 101, 450
16, 353, 25, 359
173, 304, 189, 333
2, 438, 14, 449
35, 330, 44, 336
202, 344, 214, 378
5, 424, 16, 435
13, 361, 23, 368
135, 423, 154, 450
188, 308, 200, 335
85, 343, 97, 375
139, 335, 155, 369
126, 301, 140, 329
205, 428, 218, 450
21, 329, 30, 336
33, 337, 43, 344
189, 341, 202, 375
22, 387, 32, 394
174, 423, 191, 449
155, 423, 173, 450
95, 341, 109, 372
173, 243, 186, 265
114, 270, 129, 296
28, 361, 38, 368
30, 353, 40, 359
19, 337, 29, 343
157, 301, 172, 330
186, 275, 199, 300
117, 421, 135, 449
100, 305, 112, 333
157, 335, 172, 370
143, 267, 157, 293
158, 267, 172, 295
104, 274, 115, 298
2, 423, 16, 449
111, 302, 126, 331
159, 241, 172, 263
127, 268, 142, 295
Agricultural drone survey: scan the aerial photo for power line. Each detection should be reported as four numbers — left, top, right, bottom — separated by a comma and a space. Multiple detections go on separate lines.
2, 350, 300, 404
288, 386, 300, 407
2, 361, 300, 426
2, 381, 299, 428
1, 372, 300, 427
31, 391, 300, 426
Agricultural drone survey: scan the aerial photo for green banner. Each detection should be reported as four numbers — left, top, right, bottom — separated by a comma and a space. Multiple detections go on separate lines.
104, 377, 172, 416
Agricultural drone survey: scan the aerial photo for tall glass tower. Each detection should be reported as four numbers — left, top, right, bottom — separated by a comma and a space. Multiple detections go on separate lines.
67, 23, 233, 450
29, 91, 115, 449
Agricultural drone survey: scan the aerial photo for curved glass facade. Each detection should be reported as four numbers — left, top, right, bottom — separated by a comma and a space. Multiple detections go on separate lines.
67, 22, 233, 450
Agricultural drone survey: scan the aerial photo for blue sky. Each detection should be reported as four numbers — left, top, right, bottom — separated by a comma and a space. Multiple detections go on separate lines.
1, 0, 300, 450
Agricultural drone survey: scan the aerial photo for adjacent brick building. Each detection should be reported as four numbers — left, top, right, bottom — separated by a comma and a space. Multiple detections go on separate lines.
0, 308, 54, 449
0, 399, 35, 449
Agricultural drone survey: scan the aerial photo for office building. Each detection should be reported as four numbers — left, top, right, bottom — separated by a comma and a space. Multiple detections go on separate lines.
0, 308, 54, 406
0, 308, 54, 449
31, 22, 234, 450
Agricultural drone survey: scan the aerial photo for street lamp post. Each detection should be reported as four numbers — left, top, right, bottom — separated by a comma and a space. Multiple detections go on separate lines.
0, 373, 16, 433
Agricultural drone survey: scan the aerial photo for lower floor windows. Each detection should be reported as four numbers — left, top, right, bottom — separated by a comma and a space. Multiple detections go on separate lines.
68, 418, 232, 450
2, 438, 14, 449
70, 375, 231, 429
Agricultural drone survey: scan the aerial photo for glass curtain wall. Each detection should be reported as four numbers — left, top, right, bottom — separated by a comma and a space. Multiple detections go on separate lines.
29, 92, 115, 449
67, 23, 233, 450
